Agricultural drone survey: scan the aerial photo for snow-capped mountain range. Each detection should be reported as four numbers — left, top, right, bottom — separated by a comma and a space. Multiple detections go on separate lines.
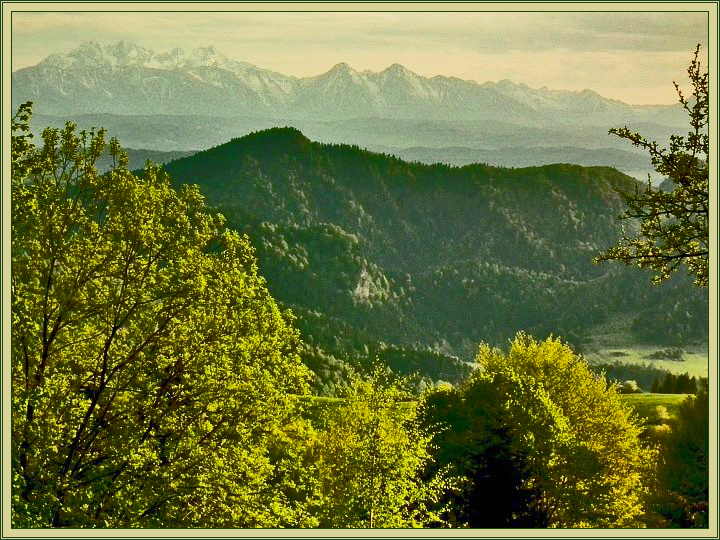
12, 40, 685, 126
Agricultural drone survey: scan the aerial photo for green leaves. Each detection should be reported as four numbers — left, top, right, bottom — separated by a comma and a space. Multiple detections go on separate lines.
595, 45, 708, 286
11, 105, 312, 527
651, 382, 709, 527
423, 334, 653, 527
310, 368, 448, 528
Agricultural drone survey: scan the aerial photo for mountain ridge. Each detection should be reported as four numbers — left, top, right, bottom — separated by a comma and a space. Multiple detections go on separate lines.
13, 40, 686, 124
14, 40, 688, 183
157, 128, 708, 390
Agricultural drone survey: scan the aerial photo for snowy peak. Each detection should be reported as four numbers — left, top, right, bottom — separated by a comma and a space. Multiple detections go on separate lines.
37, 41, 253, 74
330, 62, 353, 73
184, 45, 233, 69
40, 40, 154, 69
378, 63, 425, 86
314, 62, 361, 82
382, 63, 414, 76
14, 40, 685, 124
105, 40, 154, 67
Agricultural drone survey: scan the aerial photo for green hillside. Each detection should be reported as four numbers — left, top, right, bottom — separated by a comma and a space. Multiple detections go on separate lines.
161, 128, 708, 391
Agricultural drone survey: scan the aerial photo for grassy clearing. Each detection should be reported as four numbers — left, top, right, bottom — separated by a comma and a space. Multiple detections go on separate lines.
620, 393, 689, 422
585, 347, 708, 379
581, 312, 708, 379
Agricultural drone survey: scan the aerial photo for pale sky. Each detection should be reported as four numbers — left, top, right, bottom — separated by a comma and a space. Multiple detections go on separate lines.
8, 5, 712, 105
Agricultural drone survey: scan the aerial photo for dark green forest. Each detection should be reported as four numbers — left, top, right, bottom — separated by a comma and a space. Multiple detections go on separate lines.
160, 128, 707, 392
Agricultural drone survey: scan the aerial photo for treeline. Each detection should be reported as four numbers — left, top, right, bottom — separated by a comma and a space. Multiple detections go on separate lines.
162, 124, 708, 391
651, 373, 705, 394
595, 361, 706, 394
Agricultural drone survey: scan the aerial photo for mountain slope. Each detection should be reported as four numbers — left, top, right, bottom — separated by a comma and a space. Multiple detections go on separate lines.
160, 129, 708, 390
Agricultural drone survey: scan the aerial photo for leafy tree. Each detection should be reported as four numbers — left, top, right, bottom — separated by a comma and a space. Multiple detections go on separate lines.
11, 103, 314, 527
620, 380, 643, 394
424, 334, 654, 527
310, 368, 449, 528
651, 381, 709, 527
420, 371, 558, 527
595, 45, 708, 286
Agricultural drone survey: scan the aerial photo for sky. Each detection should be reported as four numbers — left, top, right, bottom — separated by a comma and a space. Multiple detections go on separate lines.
9, 5, 712, 105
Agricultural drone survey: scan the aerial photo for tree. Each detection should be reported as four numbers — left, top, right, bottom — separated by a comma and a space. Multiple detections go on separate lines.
620, 380, 643, 394
310, 367, 449, 528
594, 45, 708, 286
11, 104, 314, 527
651, 381, 709, 527
420, 370, 559, 527
423, 334, 654, 527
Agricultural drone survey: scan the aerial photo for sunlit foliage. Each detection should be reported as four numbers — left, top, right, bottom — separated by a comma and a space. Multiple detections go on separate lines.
310, 368, 450, 527
424, 334, 654, 527
11, 103, 313, 527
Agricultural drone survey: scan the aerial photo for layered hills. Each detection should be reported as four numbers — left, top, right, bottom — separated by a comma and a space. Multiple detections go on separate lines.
14, 41, 686, 180
14, 41, 706, 390
160, 128, 708, 392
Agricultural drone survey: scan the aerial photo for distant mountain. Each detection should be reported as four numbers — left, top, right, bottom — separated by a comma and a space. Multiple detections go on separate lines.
160, 128, 708, 392
13, 41, 296, 116
15, 41, 690, 183
367, 144, 657, 174
14, 40, 686, 126
30, 112, 680, 184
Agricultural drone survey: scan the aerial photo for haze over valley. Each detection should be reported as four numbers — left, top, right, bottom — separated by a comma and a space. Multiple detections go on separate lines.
11, 40, 710, 384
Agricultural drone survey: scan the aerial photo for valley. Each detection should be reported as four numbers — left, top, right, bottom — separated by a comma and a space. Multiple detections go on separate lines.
582, 312, 709, 379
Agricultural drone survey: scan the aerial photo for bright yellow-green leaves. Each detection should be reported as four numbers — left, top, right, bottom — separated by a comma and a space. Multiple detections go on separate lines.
595, 45, 708, 286
475, 334, 654, 527
311, 368, 448, 528
11, 104, 312, 527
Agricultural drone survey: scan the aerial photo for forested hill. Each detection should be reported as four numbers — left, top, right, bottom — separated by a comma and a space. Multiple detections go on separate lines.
161, 128, 708, 392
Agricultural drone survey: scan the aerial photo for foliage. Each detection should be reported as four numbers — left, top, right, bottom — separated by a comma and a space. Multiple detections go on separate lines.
420, 372, 553, 527
299, 343, 356, 396
592, 361, 674, 393
11, 103, 314, 527
650, 382, 709, 527
423, 334, 654, 527
619, 380, 643, 394
641, 384, 709, 527
629, 279, 708, 345
371, 345, 471, 388
595, 45, 708, 286
309, 368, 450, 527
